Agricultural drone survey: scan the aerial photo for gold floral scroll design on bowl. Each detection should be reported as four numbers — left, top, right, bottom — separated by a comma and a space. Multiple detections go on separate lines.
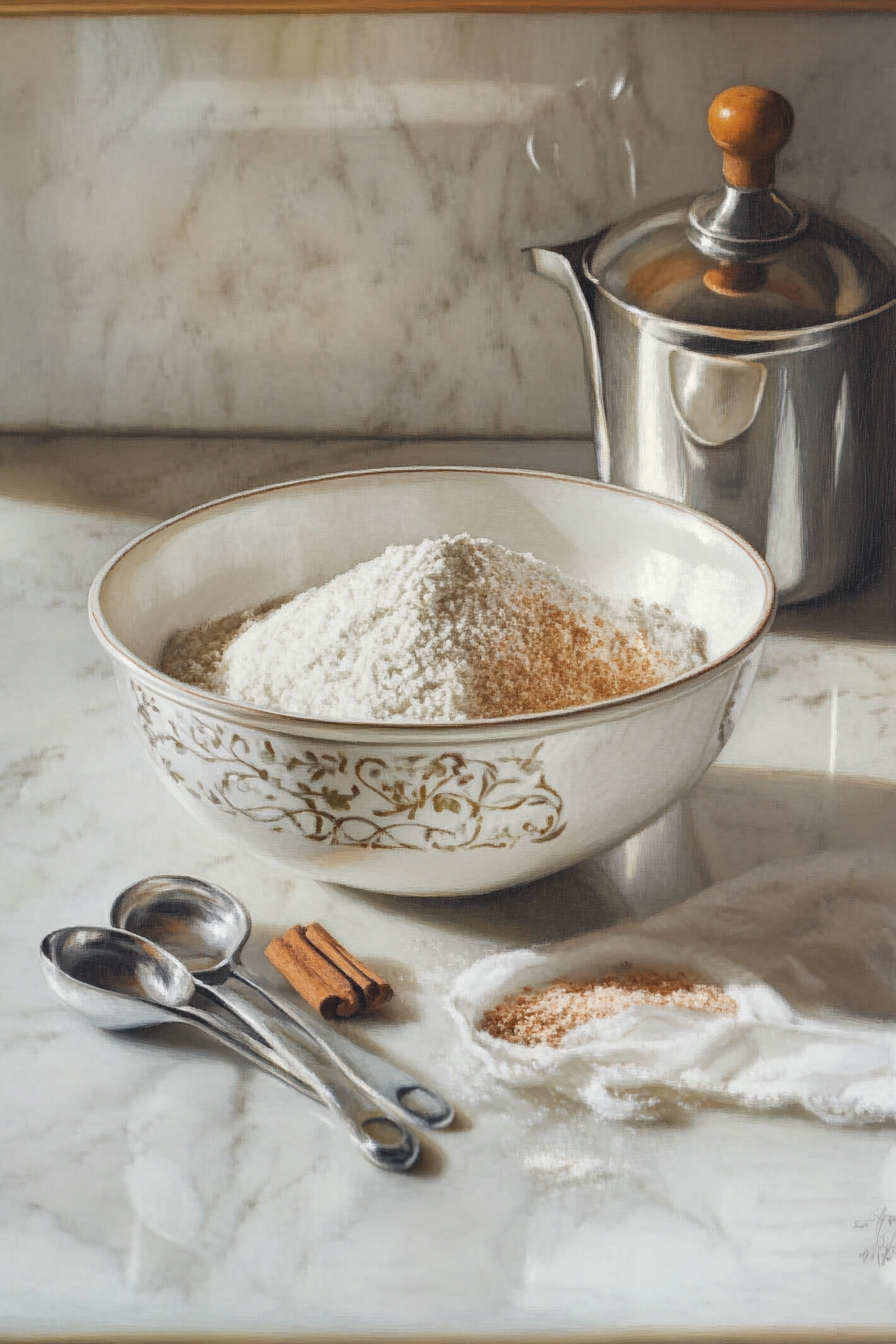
133, 684, 566, 852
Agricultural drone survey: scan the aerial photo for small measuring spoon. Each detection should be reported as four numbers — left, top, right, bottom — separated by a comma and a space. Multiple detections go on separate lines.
40, 926, 419, 1173
111, 876, 454, 1129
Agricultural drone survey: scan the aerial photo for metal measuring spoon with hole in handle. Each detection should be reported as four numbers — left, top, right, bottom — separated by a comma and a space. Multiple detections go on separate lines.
40, 926, 419, 1173
113, 922, 425, 1168
111, 875, 454, 1129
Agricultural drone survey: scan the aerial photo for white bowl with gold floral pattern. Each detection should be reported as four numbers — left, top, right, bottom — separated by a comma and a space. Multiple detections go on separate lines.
89, 467, 775, 897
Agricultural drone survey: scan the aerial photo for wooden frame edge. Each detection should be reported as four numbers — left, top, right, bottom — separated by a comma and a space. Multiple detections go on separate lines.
3, 0, 896, 13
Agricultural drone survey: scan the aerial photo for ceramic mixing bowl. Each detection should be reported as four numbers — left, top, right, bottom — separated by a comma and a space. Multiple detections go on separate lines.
89, 467, 775, 897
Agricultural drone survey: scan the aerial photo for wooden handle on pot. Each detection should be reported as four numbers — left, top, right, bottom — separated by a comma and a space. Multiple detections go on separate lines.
708, 86, 794, 190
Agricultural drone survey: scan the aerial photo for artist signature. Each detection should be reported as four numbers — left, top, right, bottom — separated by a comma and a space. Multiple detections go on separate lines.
856, 1208, 896, 1264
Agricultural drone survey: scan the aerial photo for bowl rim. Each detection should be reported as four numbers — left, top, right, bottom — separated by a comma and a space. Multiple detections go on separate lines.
88, 465, 777, 744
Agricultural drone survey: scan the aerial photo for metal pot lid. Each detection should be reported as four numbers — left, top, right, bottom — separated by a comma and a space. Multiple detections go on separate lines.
585, 86, 896, 334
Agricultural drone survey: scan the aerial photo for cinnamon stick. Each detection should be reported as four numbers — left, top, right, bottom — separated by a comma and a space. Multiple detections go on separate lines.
264, 921, 393, 1018
304, 922, 394, 1011
264, 925, 361, 1020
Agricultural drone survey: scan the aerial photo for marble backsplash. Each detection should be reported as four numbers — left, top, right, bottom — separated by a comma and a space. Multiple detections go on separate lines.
2, 12, 896, 437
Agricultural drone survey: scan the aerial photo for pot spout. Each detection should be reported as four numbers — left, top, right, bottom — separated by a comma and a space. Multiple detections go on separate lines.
527, 239, 611, 482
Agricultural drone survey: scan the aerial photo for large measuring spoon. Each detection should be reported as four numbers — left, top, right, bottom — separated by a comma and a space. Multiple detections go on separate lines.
111, 876, 454, 1129
41, 926, 419, 1172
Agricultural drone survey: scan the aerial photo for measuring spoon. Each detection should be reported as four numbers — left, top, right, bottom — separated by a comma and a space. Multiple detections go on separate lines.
40, 926, 419, 1173
111, 875, 454, 1129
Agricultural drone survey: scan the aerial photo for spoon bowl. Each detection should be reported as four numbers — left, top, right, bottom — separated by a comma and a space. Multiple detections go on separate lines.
112, 874, 245, 981
41, 926, 195, 1030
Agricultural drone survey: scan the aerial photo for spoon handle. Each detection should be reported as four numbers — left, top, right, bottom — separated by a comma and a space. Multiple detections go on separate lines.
170, 1001, 324, 1101
200, 982, 419, 1173
232, 969, 454, 1130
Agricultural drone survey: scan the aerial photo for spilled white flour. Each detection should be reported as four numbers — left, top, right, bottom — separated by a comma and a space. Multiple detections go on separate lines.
162, 534, 707, 722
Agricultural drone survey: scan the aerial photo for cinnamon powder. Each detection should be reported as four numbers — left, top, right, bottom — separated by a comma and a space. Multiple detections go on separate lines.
481, 969, 738, 1048
472, 592, 676, 717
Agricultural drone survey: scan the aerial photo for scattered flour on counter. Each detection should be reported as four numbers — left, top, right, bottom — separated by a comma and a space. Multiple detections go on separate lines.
161, 533, 707, 721
521, 1151, 620, 1185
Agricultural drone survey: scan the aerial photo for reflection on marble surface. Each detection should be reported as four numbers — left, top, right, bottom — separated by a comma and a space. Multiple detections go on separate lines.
2, 15, 896, 436
6, 435, 896, 1335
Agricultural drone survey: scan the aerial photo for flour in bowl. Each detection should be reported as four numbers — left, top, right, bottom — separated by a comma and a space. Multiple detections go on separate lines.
161, 533, 707, 721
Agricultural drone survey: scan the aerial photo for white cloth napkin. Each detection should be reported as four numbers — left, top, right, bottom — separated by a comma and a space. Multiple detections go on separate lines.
448, 850, 896, 1124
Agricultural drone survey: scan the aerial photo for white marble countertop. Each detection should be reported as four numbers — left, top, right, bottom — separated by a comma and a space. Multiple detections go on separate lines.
6, 433, 896, 1341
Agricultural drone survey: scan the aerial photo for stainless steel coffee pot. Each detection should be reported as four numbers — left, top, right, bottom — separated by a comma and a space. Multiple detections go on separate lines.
530, 86, 896, 604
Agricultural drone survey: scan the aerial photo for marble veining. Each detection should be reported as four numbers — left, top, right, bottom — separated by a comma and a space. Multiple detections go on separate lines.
7, 436, 896, 1336
2, 15, 896, 435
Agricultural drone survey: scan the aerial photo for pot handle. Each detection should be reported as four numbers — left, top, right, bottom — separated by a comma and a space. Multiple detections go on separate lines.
528, 240, 611, 483
669, 348, 767, 448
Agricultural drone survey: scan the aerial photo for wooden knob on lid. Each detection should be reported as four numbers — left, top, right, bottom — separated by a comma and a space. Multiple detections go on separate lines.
708, 86, 794, 191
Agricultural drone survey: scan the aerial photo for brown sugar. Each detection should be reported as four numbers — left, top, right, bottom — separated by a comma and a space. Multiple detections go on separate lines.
480, 968, 738, 1048
471, 590, 676, 717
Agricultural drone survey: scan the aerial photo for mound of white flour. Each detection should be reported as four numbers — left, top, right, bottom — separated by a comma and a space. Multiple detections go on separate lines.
163, 534, 707, 722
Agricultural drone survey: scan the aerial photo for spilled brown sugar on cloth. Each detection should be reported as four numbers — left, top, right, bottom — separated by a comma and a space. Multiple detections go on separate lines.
481, 970, 738, 1048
